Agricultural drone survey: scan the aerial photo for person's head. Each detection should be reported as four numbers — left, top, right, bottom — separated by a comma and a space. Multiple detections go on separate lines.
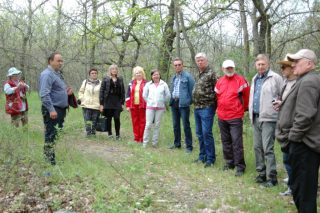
222, 59, 236, 77
287, 49, 317, 76
7, 67, 21, 80
173, 58, 184, 74
151, 69, 161, 83
195, 52, 208, 72
132, 66, 146, 80
48, 52, 63, 71
277, 55, 295, 80
255, 54, 270, 75
108, 64, 119, 77
88, 67, 98, 80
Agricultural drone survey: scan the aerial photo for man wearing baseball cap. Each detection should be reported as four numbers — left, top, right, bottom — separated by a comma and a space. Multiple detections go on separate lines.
214, 59, 250, 176
280, 49, 320, 212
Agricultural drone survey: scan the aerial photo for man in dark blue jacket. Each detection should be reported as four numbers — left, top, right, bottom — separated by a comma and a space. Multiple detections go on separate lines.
169, 58, 195, 153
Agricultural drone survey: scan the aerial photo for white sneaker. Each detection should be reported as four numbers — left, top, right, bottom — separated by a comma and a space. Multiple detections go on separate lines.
279, 187, 292, 196
283, 177, 289, 184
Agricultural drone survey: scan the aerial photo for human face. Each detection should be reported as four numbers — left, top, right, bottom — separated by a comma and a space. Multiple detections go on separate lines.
173, 60, 183, 74
223, 67, 235, 77
196, 57, 208, 72
49, 54, 63, 71
152, 71, 160, 83
89, 70, 98, 80
135, 71, 143, 81
110, 67, 118, 76
281, 65, 293, 78
291, 58, 312, 76
255, 59, 269, 75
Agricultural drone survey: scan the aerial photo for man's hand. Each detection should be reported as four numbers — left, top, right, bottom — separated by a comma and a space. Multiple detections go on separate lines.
272, 100, 282, 111
50, 111, 58, 119
67, 87, 73, 95
99, 105, 104, 112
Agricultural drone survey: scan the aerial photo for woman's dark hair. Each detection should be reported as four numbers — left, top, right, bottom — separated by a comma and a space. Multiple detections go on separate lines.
47, 51, 61, 64
151, 69, 161, 83
89, 67, 98, 75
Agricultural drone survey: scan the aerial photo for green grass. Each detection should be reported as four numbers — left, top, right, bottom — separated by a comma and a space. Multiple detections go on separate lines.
0, 92, 315, 212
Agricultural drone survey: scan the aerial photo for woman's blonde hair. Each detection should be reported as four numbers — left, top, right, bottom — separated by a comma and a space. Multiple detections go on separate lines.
132, 66, 146, 80
108, 64, 119, 77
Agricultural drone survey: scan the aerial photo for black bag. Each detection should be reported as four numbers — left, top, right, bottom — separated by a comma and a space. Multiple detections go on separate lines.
96, 115, 107, 132
68, 93, 78, 108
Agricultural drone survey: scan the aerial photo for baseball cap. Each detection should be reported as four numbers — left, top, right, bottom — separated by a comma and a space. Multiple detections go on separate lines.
287, 49, 317, 64
222, 60, 235, 68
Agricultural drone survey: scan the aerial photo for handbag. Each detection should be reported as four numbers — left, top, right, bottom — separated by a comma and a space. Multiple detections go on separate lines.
68, 93, 78, 108
96, 115, 107, 132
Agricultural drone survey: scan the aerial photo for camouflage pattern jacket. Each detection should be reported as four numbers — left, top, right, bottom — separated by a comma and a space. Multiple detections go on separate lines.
192, 66, 217, 108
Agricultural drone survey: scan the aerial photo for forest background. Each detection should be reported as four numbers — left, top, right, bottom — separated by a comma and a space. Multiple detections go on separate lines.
0, 0, 319, 90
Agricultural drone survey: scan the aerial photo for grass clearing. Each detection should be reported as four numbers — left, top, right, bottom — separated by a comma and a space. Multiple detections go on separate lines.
0, 92, 315, 212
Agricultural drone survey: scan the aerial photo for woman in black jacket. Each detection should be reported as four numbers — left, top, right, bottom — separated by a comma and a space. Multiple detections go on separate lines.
99, 64, 125, 140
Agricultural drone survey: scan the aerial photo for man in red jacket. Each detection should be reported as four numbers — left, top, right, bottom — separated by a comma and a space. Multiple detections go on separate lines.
214, 59, 250, 176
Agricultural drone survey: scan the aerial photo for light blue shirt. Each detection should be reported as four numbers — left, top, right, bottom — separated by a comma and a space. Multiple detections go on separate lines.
253, 71, 268, 114
172, 73, 181, 99
39, 66, 68, 112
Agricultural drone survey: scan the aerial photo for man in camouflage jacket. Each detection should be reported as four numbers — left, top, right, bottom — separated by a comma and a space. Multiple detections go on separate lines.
192, 52, 218, 168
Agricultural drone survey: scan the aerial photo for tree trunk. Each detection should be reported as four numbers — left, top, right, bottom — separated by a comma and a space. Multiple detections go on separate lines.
158, 0, 175, 77
55, 0, 63, 50
174, 0, 181, 58
89, 0, 97, 68
239, 0, 250, 73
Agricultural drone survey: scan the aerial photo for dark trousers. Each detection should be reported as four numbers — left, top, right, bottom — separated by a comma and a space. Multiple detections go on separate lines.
82, 108, 100, 136
104, 109, 121, 136
218, 118, 246, 171
42, 105, 66, 165
290, 142, 320, 213
171, 101, 193, 151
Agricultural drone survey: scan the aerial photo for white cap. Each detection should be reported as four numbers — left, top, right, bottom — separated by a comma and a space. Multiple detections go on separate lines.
7, 67, 21, 77
287, 49, 317, 64
222, 60, 235, 68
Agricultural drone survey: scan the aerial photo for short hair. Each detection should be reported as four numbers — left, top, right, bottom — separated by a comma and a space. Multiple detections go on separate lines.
195, 52, 207, 60
88, 67, 98, 75
108, 64, 119, 76
255, 54, 270, 63
150, 69, 161, 82
132, 66, 146, 80
173, 57, 183, 64
47, 51, 61, 64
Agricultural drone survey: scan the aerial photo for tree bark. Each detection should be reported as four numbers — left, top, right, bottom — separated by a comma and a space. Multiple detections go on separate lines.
239, 0, 250, 73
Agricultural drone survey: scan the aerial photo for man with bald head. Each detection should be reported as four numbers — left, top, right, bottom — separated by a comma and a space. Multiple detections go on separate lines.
282, 49, 320, 212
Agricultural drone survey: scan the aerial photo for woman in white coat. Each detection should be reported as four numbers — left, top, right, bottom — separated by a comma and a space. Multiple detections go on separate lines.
142, 69, 171, 147
78, 68, 101, 136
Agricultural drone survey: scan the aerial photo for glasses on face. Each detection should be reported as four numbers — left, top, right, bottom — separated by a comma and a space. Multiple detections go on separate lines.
174, 64, 182, 67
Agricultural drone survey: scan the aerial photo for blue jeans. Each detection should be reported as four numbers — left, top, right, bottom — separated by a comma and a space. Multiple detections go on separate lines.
194, 106, 215, 164
171, 105, 193, 151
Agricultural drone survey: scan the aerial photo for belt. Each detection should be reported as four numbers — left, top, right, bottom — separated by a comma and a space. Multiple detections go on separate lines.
253, 113, 259, 117
173, 97, 179, 101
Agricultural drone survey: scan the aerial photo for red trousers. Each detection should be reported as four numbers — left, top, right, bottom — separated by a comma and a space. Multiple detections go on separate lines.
130, 106, 146, 143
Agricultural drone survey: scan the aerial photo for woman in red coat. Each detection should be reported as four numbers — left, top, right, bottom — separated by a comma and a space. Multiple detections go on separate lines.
125, 66, 147, 143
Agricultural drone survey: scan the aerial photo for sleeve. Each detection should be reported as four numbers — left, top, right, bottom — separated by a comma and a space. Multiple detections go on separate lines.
99, 77, 106, 105
142, 82, 149, 101
242, 78, 250, 111
4, 83, 15, 95
121, 78, 125, 105
78, 80, 86, 102
164, 83, 171, 102
289, 78, 319, 142
39, 73, 55, 113
188, 73, 195, 101
125, 81, 133, 108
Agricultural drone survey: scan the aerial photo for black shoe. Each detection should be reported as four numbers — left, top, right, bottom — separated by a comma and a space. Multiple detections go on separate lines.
255, 175, 266, 183
115, 135, 121, 141
204, 163, 212, 168
235, 170, 244, 177
168, 145, 181, 149
222, 164, 235, 171
263, 179, 278, 187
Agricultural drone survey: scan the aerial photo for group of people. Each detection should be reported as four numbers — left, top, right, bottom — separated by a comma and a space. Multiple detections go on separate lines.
4, 49, 319, 213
